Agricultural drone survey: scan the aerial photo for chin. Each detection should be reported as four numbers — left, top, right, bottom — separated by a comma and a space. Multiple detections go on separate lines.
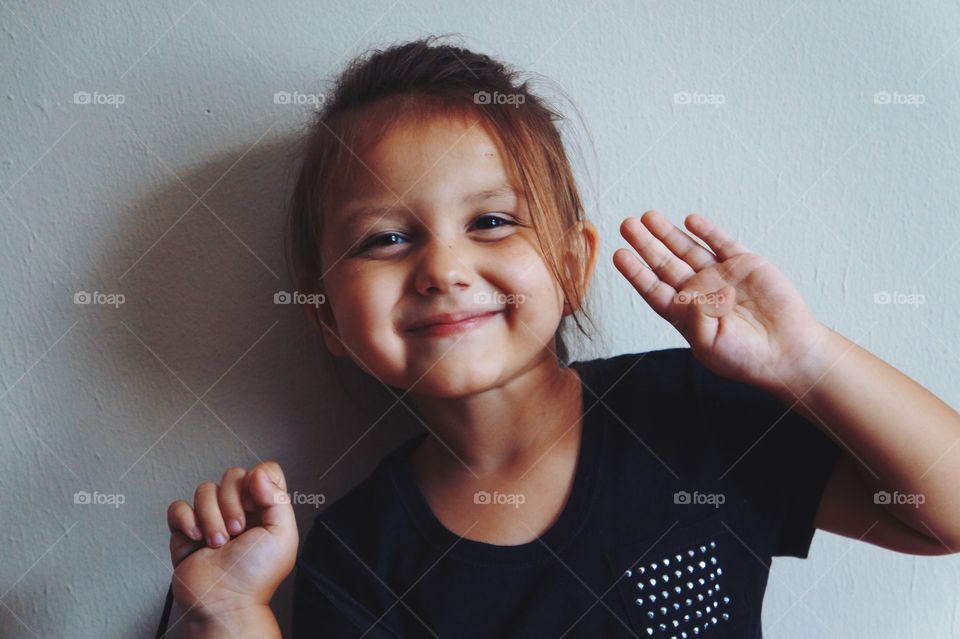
402, 356, 505, 398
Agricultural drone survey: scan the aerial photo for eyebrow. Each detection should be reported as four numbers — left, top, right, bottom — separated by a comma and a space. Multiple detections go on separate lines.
342, 185, 517, 223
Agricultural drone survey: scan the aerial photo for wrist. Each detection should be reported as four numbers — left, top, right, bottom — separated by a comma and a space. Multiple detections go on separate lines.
767, 321, 842, 398
183, 602, 280, 639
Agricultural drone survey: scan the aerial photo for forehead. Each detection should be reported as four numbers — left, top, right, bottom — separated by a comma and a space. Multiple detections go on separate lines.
348, 112, 514, 199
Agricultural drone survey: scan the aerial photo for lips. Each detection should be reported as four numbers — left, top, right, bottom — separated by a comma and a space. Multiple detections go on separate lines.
405, 309, 503, 333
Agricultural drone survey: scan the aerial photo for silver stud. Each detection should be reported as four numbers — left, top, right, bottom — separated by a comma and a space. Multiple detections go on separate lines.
722, 596, 730, 604
709, 541, 716, 548
699, 545, 707, 553
625, 569, 633, 578
716, 567, 722, 576
721, 612, 730, 621
660, 606, 667, 615
635, 598, 644, 606
675, 554, 682, 562
645, 628, 653, 636
663, 557, 671, 566
647, 611, 655, 619
674, 586, 682, 594
709, 556, 717, 565
638, 582, 645, 590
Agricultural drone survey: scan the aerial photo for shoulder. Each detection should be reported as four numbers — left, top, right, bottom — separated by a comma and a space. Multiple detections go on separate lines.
573, 347, 701, 426
574, 347, 696, 392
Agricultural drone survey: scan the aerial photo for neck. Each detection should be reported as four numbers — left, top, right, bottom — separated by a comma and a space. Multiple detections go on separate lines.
407, 351, 584, 481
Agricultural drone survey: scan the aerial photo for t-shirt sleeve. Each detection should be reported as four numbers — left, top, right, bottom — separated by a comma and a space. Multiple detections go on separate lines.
690, 352, 844, 558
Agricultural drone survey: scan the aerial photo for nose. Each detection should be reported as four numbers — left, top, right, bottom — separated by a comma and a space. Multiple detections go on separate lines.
414, 235, 473, 296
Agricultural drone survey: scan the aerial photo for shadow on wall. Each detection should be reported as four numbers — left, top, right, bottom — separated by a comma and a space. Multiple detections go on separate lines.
96, 132, 421, 638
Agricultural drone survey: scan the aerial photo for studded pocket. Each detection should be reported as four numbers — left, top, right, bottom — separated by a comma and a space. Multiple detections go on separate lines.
605, 508, 743, 638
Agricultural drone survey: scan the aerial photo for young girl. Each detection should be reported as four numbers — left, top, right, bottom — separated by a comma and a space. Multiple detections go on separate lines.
162, 37, 960, 638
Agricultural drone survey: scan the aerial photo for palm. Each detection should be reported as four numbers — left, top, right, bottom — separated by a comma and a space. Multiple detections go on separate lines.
613, 211, 826, 390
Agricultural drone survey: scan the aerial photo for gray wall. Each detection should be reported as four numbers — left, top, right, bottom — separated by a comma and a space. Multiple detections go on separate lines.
2, 1, 959, 637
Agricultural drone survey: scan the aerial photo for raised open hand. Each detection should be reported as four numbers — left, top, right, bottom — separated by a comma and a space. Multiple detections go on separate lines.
613, 211, 829, 392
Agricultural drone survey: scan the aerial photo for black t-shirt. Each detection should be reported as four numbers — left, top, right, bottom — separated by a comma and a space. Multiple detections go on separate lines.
293, 348, 843, 638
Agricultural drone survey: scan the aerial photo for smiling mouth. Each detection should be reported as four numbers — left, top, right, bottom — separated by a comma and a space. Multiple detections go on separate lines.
405, 311, 502, 338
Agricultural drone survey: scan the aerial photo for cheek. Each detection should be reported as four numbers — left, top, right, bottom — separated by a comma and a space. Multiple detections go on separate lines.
485, 244, 565, 336
326, 269, 400, 340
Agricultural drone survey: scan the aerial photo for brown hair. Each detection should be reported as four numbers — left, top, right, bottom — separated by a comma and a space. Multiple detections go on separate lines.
285, 35, 596, 364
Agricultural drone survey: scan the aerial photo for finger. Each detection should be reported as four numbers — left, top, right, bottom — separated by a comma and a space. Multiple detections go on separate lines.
167, 500, 203, 568
247, 461, 297, 536
167, 499, 202, 541
612, 247, 678, 321
194, 482, 228, 548
218, 467, 247, 537
684, 214, 749, 260
620, 214, 696, 289
643, 210, 718, 272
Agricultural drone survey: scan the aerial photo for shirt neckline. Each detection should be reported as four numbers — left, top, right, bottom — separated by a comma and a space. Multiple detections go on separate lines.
388, 360, 603, 564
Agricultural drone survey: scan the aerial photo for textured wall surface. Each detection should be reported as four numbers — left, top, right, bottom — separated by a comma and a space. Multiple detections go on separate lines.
2, 1, 960, 637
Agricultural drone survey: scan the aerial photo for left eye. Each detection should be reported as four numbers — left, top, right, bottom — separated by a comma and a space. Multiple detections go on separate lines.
472, 213, 515, 230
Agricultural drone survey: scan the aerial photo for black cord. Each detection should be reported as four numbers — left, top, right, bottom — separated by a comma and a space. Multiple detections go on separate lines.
155, 581, 174, 639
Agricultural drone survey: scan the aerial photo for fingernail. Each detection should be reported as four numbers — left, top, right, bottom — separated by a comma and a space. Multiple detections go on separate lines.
227, 519, 242, 535
190, 526, 202, 541
211, 532, 227, 547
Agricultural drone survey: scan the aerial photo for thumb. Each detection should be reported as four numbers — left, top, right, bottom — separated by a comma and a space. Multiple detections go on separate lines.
248, 464, 297, 535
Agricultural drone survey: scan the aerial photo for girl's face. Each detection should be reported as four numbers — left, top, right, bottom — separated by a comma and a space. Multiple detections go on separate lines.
316, 114, 594, 397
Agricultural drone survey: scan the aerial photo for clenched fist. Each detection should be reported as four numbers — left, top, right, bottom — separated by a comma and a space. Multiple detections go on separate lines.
166, 461, 299, 629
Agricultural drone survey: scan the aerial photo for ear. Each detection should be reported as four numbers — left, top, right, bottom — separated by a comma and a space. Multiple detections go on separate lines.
562, 220, 599, 317
300, 278, 348, 358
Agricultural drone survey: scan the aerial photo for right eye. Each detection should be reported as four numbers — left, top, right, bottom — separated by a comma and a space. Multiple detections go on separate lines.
356, 231, 407, 254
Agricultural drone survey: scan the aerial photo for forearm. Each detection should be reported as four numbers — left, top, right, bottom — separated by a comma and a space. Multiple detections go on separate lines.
184, 604, 282, 639
768, 323, 960, 546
